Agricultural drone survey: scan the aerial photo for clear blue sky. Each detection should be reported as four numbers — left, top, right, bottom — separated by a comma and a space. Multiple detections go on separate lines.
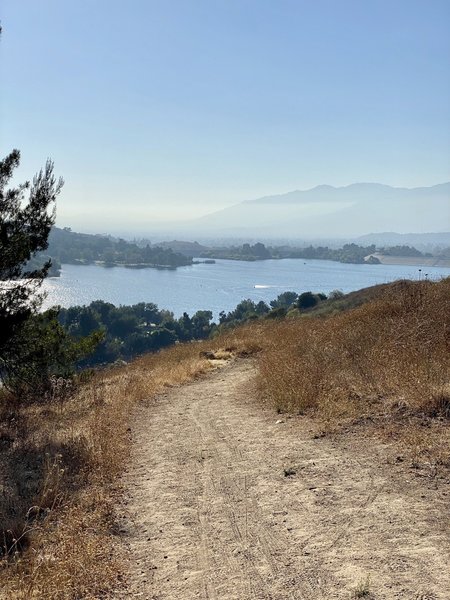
1, 0, 449, 232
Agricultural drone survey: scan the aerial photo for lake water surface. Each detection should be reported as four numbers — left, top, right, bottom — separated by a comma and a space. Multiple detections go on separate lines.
42, 259, 450, 318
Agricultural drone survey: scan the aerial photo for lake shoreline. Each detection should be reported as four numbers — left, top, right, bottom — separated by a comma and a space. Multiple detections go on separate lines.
42, 258, 450, 318
50, 253, 450, 277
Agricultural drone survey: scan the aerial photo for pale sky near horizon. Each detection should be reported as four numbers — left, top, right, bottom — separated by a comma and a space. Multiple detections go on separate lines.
1, 0, 449, 232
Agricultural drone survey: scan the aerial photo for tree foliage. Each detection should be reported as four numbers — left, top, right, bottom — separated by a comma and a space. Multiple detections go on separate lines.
58, 301, 215, 366
0, 150, 99, 394
297, 291, 320, 310
0, 150, 63, 353
2, 309, 102, 395
44, 227, 192, 270
270, 291, 298, 309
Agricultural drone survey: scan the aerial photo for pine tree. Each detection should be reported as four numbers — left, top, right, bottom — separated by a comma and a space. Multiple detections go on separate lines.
0, 150, 67, 390
0, 150, 63, 348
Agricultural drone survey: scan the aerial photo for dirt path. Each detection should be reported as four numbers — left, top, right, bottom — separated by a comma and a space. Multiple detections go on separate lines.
116, 359, 450, 599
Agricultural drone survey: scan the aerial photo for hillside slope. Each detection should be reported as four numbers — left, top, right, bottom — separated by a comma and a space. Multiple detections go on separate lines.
1, 278, 448, 599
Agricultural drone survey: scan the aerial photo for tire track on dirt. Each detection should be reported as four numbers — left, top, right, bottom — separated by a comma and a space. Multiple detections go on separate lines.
116, 359, 450, 600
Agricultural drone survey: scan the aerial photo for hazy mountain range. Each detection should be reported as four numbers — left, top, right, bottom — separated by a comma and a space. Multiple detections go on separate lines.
168, 182, 450, 240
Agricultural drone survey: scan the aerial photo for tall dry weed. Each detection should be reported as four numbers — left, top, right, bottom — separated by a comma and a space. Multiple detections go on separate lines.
259, 279, 450, 424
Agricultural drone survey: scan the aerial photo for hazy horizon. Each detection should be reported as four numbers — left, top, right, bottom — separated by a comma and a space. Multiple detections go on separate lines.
51, 181, 450, 242
1, 0, 449, 233
60, 180, 450, 232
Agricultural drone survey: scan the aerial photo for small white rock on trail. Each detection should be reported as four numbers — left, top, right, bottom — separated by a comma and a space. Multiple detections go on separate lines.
116, 359, 450, 600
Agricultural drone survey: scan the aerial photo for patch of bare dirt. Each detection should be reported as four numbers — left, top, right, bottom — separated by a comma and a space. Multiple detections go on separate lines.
114, 359, 450, 599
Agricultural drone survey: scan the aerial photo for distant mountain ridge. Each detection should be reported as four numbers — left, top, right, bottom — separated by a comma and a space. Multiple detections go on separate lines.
182, 182, 450, 239
246, 182, 450, 204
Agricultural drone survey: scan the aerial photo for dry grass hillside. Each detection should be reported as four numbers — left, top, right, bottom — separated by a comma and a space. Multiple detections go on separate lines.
258, 278, 450, 467
0, 277, 448, 598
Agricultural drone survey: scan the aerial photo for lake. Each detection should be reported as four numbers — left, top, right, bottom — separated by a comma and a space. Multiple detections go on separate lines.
42, 259, 450, 318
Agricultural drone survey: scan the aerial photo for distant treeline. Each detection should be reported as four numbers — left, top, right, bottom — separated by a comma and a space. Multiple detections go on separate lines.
380, 245, 429, 257
199, 242, 439, 264
58, 290, 336, 367
33, 227, 192, 275
200, 242, 381, 264
29, 227, 439, 277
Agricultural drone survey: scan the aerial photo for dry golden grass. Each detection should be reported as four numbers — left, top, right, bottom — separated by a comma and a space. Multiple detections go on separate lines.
0, 340, 236, 599
258, 278, 450, 467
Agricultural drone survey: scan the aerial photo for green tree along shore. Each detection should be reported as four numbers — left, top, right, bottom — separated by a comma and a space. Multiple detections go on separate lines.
200, 242, 450, 264
56, 288, 347, 367
59, 282, 425, 369
201, 242, 382, 263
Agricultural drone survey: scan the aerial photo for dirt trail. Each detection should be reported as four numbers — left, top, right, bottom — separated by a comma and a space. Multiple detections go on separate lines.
116, 359, 450, 599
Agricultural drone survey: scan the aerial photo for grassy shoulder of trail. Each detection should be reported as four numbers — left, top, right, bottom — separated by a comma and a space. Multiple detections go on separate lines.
0, 343, 228, 598
0, 277, 449, 598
